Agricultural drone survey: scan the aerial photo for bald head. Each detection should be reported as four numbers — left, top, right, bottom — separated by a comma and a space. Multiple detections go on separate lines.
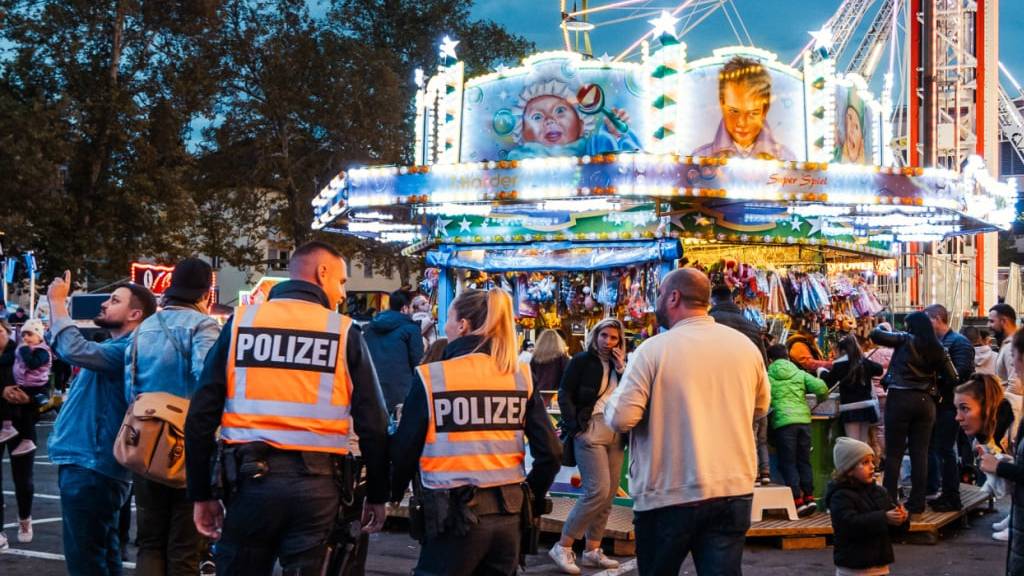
656, 268, 711, 329
287, 241, 348, 309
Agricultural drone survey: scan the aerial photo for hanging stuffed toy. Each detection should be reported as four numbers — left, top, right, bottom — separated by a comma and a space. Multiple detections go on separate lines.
583, 286, 597, 312
597, 270, 620, 307
419, 268, 440, 296
516, 274, 538, 318
526, 273, 556, 304
626, 282, 646, 321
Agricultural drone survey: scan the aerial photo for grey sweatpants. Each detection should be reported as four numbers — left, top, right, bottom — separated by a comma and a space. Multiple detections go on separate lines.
562, 415, 625, 543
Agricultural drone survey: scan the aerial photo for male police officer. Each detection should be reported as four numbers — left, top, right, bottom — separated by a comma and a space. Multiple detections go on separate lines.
185, 241, 389, 575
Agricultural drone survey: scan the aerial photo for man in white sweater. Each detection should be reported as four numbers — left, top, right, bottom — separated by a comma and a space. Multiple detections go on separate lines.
604, 268, 771, 576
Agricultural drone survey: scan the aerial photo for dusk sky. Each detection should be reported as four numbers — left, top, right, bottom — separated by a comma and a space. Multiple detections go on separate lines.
468, 1, 1024, 94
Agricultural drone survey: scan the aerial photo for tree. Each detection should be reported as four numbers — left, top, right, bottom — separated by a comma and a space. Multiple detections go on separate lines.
205, 0, 535, 283
202, 0, 407, 251
0, 0, 225, 286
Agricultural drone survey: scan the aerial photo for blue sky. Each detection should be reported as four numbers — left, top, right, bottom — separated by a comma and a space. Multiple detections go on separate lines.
469, 1, 1024, 94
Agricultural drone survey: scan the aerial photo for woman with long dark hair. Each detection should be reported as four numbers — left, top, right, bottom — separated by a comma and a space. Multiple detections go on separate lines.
870, 312, 957, 515
956, 371, 1020, 566
825, 335, 884, 447
976, 331, 1024, 574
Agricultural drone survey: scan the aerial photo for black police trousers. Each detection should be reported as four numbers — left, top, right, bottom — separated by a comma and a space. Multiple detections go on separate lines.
413, 512, 521, 576
215, 452, 340, 576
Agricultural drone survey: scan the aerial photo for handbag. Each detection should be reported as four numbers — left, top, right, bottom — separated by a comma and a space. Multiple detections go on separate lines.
113, 313, 191, 488
560, 431, 576, 467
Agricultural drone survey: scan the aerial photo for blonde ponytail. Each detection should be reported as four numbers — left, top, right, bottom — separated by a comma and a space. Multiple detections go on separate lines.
472, 288, 518, 374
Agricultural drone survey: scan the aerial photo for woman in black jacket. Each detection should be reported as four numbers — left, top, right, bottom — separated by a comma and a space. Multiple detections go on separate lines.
870, 311, 958, 514
825, 335, 884, 446
979, 330, 1024, 575
551, 318, 626, 573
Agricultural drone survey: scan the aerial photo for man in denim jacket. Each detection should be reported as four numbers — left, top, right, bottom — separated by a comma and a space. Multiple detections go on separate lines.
47, 271, 157, 576
125, 258, 221, 576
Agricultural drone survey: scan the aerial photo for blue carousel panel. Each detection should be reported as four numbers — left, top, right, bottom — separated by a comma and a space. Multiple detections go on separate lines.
426, 240, 681, 272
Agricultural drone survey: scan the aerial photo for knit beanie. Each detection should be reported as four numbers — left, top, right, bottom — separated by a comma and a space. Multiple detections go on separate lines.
833, 436, 875, 476
20, 319, 45, 341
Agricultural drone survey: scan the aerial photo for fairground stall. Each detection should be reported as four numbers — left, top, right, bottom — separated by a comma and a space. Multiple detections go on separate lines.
311, 29, 1014, 345
310, 19, 1017, 535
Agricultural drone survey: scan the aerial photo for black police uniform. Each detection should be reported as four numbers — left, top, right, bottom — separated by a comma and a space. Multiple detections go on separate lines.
390, 335, 561, 576
185, 280, 389, 576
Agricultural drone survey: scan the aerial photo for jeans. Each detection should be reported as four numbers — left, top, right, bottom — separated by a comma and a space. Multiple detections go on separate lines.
58, 465, 131, 576
215, 455, 340, 576
134, 475, 206, 576
562, 415, 625, 543
927, 407, 961, 502
754, 416, 770, 475
0, 437, 34, 525
634, 495, 753, 576
883, 389, 935, 513
775, 424, 814, 501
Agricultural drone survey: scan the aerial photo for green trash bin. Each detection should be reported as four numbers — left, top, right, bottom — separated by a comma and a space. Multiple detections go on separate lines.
809, 415, 839, 500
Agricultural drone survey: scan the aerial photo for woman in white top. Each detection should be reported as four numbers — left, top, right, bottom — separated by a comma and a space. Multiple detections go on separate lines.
550, 318, 626, 574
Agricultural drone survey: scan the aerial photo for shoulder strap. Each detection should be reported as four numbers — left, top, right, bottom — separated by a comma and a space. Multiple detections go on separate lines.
129, 327, 139, 399
156, 311, 189, 360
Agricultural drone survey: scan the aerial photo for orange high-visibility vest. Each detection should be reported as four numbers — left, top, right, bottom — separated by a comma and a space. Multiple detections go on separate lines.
222, 300, 353, 454
418, 353, 532, 490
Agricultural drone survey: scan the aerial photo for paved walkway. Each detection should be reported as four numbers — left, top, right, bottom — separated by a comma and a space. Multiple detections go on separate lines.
1, 420, 1012, 575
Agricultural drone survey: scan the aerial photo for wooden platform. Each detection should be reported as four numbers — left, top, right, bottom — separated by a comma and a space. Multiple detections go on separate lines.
537, 483, 993, 551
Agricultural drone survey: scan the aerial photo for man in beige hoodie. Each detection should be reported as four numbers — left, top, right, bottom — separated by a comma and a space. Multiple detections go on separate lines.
604, 268, 771, 576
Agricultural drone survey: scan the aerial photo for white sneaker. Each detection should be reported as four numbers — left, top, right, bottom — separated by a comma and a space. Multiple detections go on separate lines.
994, 528, 1010, 542
0, 426, 18, 444
994, 514, 1011, 532
581, 548, 620, 569
11, 439, 36, 457
17, 518, 32, 543
0, 531, 8, 551
548, 545, 582, 575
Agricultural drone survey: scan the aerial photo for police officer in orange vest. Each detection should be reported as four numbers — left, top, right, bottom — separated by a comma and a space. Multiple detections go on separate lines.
391, 288, 561, 575
185, 241, 390, 575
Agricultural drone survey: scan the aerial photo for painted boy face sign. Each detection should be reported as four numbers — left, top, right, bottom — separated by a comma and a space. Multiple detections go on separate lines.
721, 81, 767, 149
522, 95, 583, 146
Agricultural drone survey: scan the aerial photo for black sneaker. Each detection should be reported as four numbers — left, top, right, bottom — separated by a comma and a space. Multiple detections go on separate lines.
929, 497, 962, 513
797, 501, 817, 517
199, 560, 216, 576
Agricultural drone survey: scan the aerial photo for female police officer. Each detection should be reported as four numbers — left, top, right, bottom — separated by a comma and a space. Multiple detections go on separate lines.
390, 288, 561, 575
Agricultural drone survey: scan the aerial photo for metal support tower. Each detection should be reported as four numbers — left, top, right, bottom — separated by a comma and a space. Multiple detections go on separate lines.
999, 85, 1024, 164
907, 0, 999, 311
846, 0, 897, 79
828, 0, 878, 62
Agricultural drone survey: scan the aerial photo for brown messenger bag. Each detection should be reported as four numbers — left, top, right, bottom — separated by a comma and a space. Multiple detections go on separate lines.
113, 313, 190, 488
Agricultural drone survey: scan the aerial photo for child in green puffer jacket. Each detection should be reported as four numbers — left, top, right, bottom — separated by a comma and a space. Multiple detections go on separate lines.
767, 344, 830, 516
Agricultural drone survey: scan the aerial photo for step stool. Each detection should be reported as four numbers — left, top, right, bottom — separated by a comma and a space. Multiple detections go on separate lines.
750, 486, 798, 522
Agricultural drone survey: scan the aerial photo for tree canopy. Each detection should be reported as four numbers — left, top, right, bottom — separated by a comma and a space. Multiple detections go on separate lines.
0, 0, 534, 293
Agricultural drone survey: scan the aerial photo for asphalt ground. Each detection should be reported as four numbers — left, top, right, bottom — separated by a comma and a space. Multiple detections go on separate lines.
0, 419, 1014, 575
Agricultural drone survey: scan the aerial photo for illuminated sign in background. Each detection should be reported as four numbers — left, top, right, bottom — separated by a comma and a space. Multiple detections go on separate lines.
131, 262, 217, 300
460, 54, 649, 163
673, 55, 806, 162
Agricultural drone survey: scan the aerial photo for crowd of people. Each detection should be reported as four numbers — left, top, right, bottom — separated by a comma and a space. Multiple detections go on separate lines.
2, 245, 1024, 576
